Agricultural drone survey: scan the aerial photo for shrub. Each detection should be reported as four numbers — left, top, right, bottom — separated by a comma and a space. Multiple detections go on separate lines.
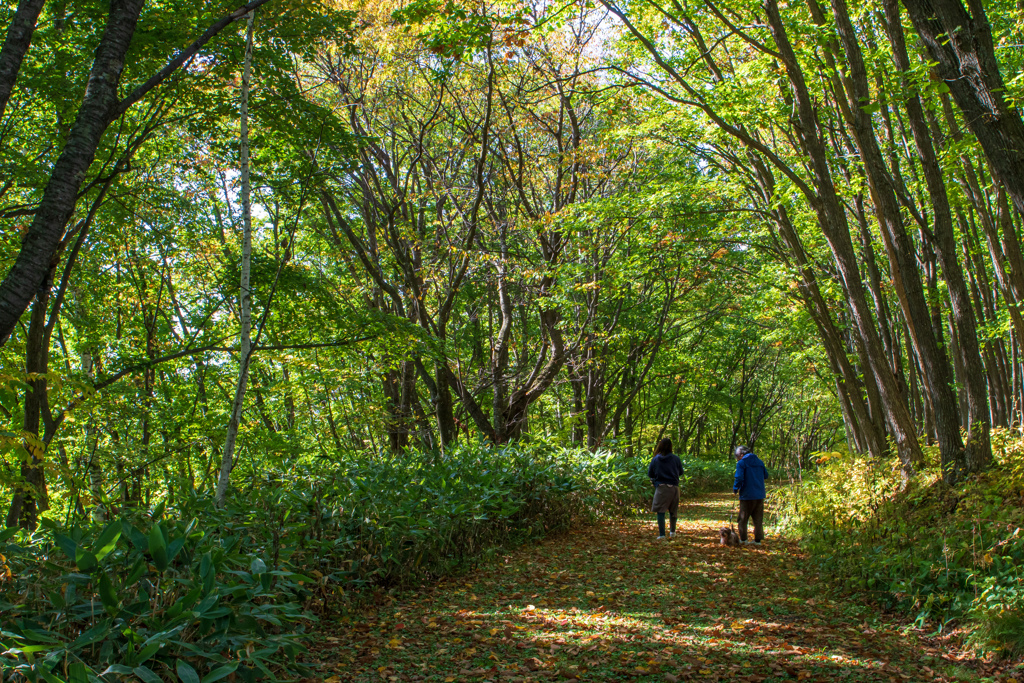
677, 455, 736, 494
1, 443, 741, 682
0, 504, 311, 683
1, 443, 734, 682
771, 432, 1024, 655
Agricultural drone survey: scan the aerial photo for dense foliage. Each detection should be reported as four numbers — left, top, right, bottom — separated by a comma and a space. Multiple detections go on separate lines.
773, 429, 1024, 655
0, 443, 732, 682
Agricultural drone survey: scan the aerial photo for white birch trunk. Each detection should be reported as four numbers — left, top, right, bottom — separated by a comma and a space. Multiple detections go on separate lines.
215, 11, 255, 507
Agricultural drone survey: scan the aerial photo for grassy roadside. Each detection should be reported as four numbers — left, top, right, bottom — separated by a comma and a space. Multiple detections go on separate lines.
309, 493, 1020, 683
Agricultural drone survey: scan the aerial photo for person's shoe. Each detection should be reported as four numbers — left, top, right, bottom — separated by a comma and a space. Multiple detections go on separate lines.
753, 540, 763, 545
669, 532, 676, 538
655, 535, 666, 541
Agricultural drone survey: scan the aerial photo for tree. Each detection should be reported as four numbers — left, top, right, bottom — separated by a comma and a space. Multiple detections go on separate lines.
899, 0, 1024, 220
0, 0, 272, 347
215, 10, 256, 506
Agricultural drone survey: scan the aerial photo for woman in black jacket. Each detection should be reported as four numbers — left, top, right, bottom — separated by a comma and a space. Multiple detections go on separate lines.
648, 438, 683, 540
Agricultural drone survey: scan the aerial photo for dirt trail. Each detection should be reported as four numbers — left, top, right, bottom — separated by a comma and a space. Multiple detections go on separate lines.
314, 493, 992, 683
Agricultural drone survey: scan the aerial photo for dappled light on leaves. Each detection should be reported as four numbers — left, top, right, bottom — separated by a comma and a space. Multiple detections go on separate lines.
311, 495, 1003, 682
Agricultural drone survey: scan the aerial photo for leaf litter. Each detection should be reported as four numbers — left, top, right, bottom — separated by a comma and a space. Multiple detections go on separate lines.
308, 494, 1020, 683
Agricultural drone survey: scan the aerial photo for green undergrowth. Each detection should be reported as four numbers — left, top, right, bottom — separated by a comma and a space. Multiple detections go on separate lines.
771, 429, 1024, 657
0, 443, 730, 683
671, 455, 737, 494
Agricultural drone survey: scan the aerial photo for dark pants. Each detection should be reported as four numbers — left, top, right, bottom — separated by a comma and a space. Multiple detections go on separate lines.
737, 498, 764, 542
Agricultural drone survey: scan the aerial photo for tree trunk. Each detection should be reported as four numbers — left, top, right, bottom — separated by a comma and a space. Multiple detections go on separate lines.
500, 309, 566, 441
416, 359, 457, 451
827, 0, 969, 480
585, 343, 607, 450
571, 374, 584, 444
0, 0, 46, 123
960, 205, 1012, 427
900, 0, 1024, 219
1014, 333, 1024, 428
382, 366, 412, 452
883, 0, 992, 473
622, 364, 635, 456
4, 268, 53, 528
215, 11, 255, 506
773, 211, 886, 457
852, 195, 903, 388
764, 0, 923, 476
0, 0, 145, 344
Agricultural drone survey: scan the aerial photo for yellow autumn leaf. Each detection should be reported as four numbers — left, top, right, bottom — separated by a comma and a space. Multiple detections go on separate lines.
444, 678, 455, 683
324, 677, 341, 683
731, 621, 744, 631
490, 628, 500, 636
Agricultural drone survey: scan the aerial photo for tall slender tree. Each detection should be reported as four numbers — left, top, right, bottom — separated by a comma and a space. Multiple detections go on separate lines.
216, 10, 256, 506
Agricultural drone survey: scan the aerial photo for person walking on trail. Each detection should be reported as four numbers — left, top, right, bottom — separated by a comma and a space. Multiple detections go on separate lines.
733, 445, 767, 545
648, 438, 682, 540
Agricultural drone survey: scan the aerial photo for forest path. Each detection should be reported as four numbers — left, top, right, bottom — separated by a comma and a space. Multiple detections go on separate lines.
314, 493, 987, 683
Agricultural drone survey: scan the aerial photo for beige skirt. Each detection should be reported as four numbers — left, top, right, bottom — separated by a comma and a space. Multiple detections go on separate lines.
651, 484, 679, 514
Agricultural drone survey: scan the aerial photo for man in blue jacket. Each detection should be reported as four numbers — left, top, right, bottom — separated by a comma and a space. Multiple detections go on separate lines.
732, 445, 767, 545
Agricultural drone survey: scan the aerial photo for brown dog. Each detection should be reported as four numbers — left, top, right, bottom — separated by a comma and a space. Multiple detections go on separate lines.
719, 521, 741, 547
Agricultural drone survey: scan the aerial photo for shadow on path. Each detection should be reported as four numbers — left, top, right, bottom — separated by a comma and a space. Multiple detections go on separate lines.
314, 493, 991, 683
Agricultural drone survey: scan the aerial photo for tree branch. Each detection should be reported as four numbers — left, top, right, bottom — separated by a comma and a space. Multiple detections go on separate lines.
113, 0, 275, 118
